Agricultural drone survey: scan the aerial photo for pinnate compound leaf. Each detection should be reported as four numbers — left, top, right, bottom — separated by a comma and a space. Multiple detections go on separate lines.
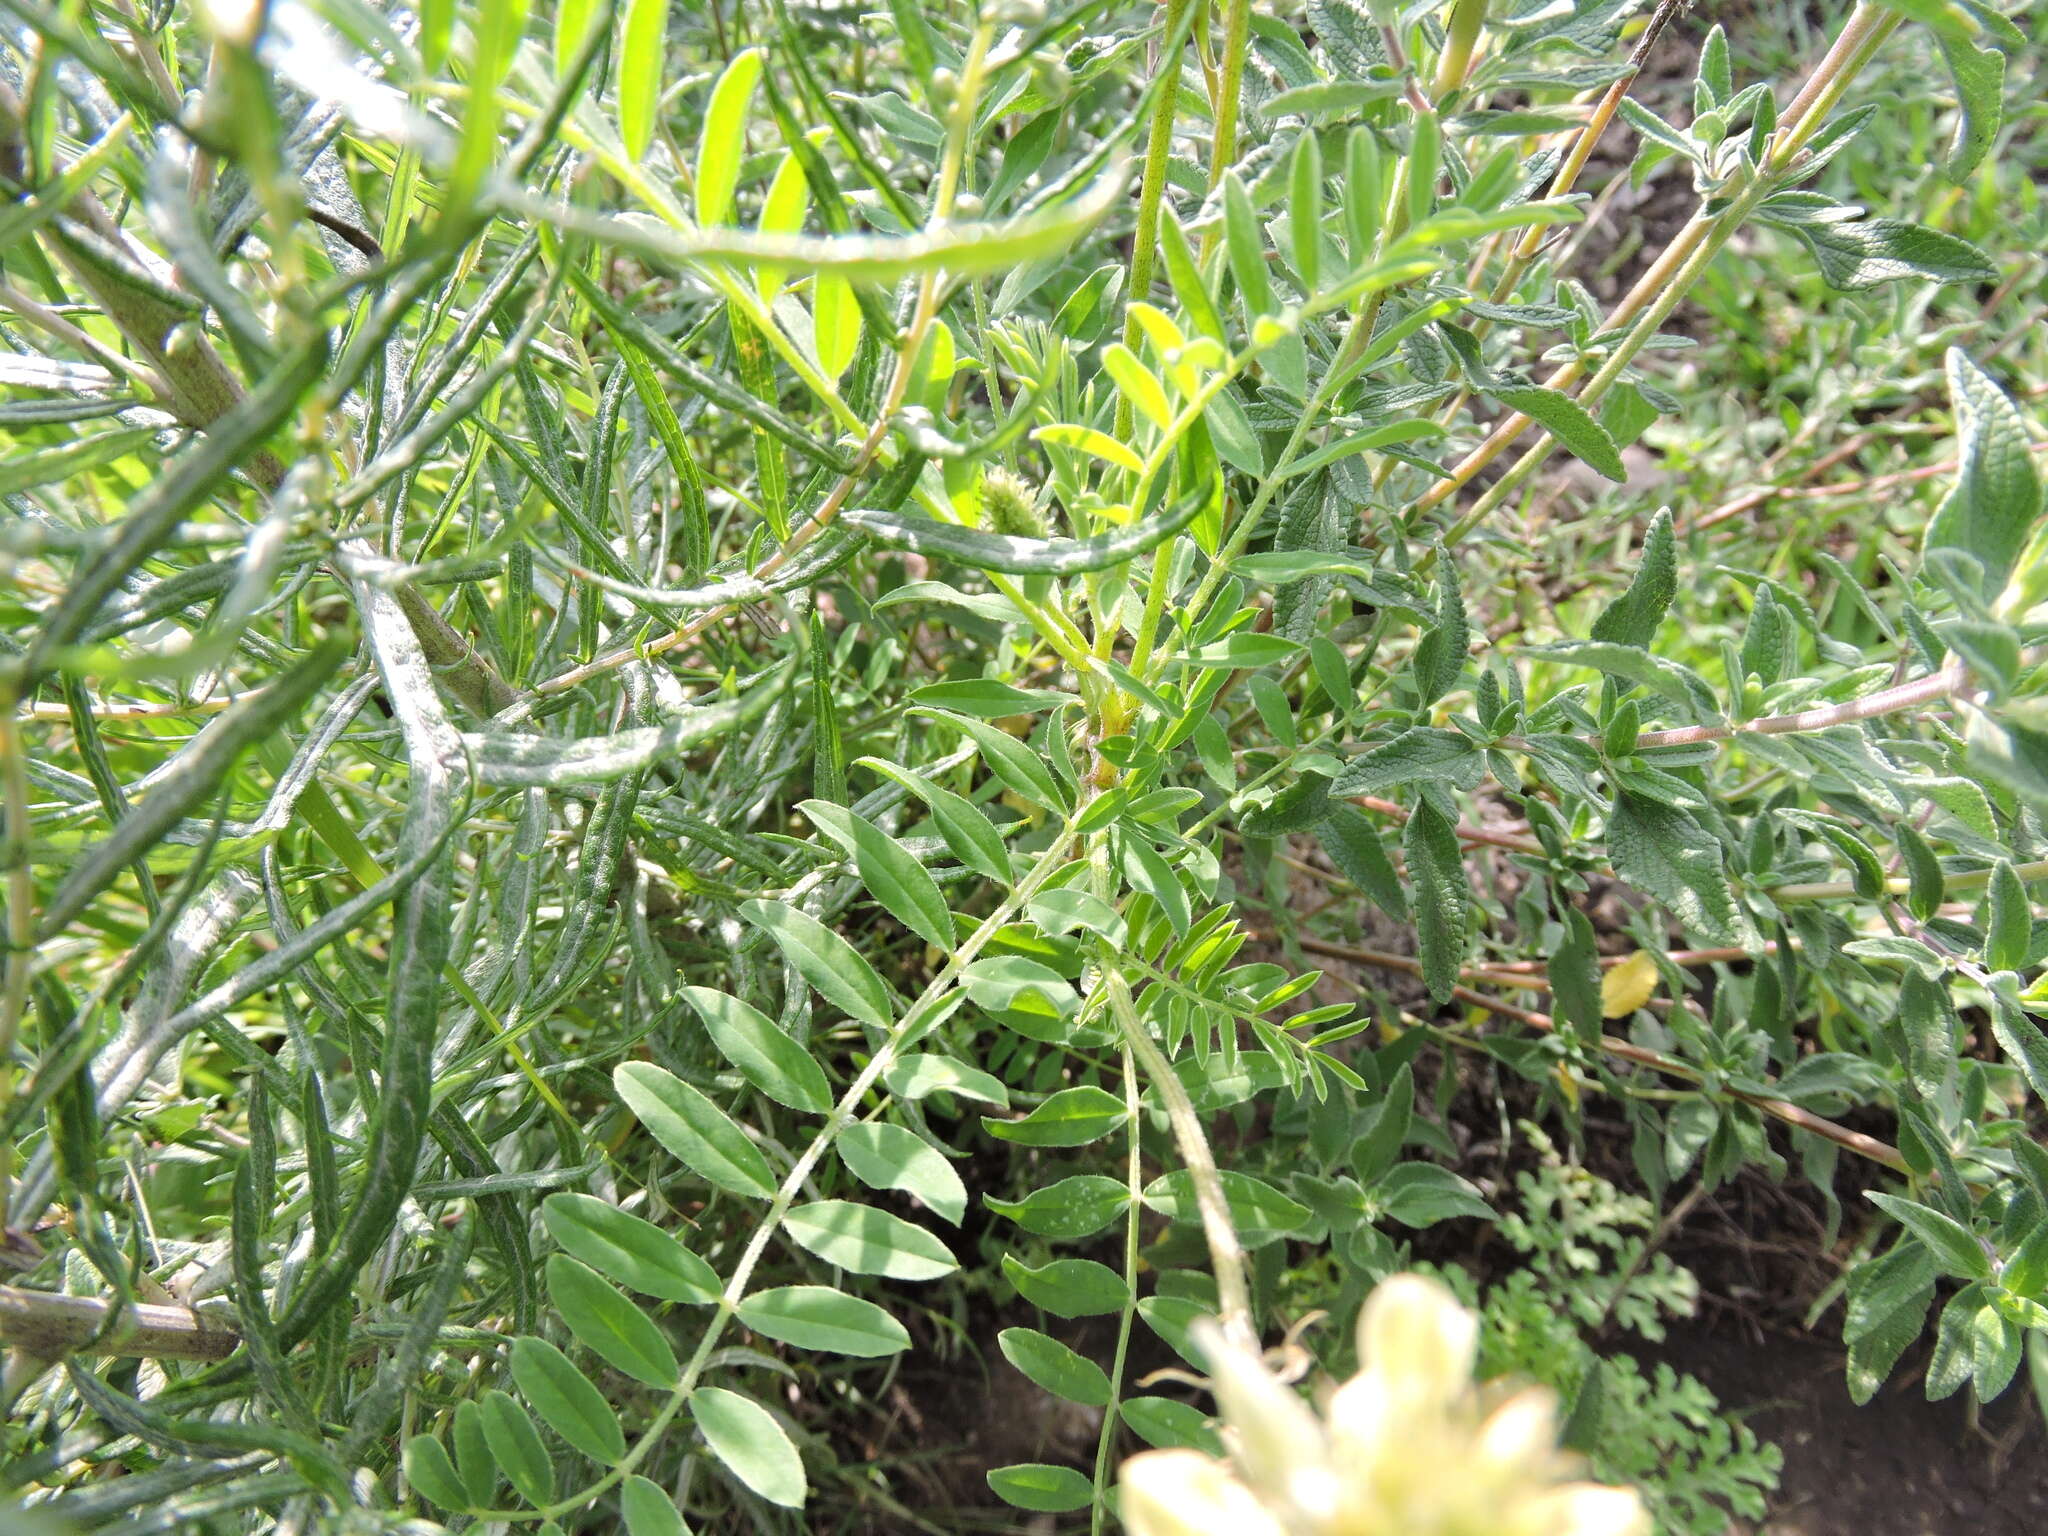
681, 985, 833, 1114
614, 1062, 778, 1199
691, 1388, 807, 1508
782, 1200, 958, 1280
740, 900, 896, 1029
737, 1285, 911, 1356
509, 1337, 626, 1463
836, 1122, 967, 1224
547, 1256, 680, 1387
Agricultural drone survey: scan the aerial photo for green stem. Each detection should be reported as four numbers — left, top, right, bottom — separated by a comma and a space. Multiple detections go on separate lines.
1088, 1051, 1145, 1532
1430, 0, 1488, 102
0, 699, 31, 1227
1206, 0, 1253, 198
1102, 964, 1252, 1344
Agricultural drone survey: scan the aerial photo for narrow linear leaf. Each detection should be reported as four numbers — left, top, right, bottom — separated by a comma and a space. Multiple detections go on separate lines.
843, 490, 1204, 575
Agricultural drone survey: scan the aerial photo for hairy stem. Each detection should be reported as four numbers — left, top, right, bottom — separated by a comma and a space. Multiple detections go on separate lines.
1102, 966, 1253, 1345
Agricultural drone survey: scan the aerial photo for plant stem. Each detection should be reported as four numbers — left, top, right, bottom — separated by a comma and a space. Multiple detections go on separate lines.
1431, 0, 1489, 102
1120, 0, 1194, 365
1328, 960, 1909, 1172
0, 1285, 241, 1362
1206, 0, 1254, 199
1102, 966, 1253, 1346
1089, 1052, 1145, 1533
1773, 858, 2048, 905
0, 700, 30, 1227
1625, 662, 1971, 748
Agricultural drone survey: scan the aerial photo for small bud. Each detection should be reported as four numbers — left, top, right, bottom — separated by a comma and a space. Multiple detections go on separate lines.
979, 467, 1046, 539
928, 68, 958, 108
951, 191, 985, 219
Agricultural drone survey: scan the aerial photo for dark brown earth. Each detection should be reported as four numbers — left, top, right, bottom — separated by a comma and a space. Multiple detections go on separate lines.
1648, 1315, 2048, 1536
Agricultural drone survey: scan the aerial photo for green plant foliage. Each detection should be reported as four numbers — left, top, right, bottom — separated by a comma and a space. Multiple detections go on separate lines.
1442, 1139, 1783, 1536
2, 0, 2044, 1529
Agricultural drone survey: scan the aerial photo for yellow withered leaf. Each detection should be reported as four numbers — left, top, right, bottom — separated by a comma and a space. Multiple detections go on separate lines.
1600, 951, 1660, 1019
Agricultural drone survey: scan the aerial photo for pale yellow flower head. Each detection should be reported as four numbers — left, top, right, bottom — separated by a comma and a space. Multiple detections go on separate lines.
1120, 1274, 1648, 1536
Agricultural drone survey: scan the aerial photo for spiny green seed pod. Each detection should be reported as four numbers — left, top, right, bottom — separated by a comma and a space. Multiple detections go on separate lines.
980, 468, 1047, 539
